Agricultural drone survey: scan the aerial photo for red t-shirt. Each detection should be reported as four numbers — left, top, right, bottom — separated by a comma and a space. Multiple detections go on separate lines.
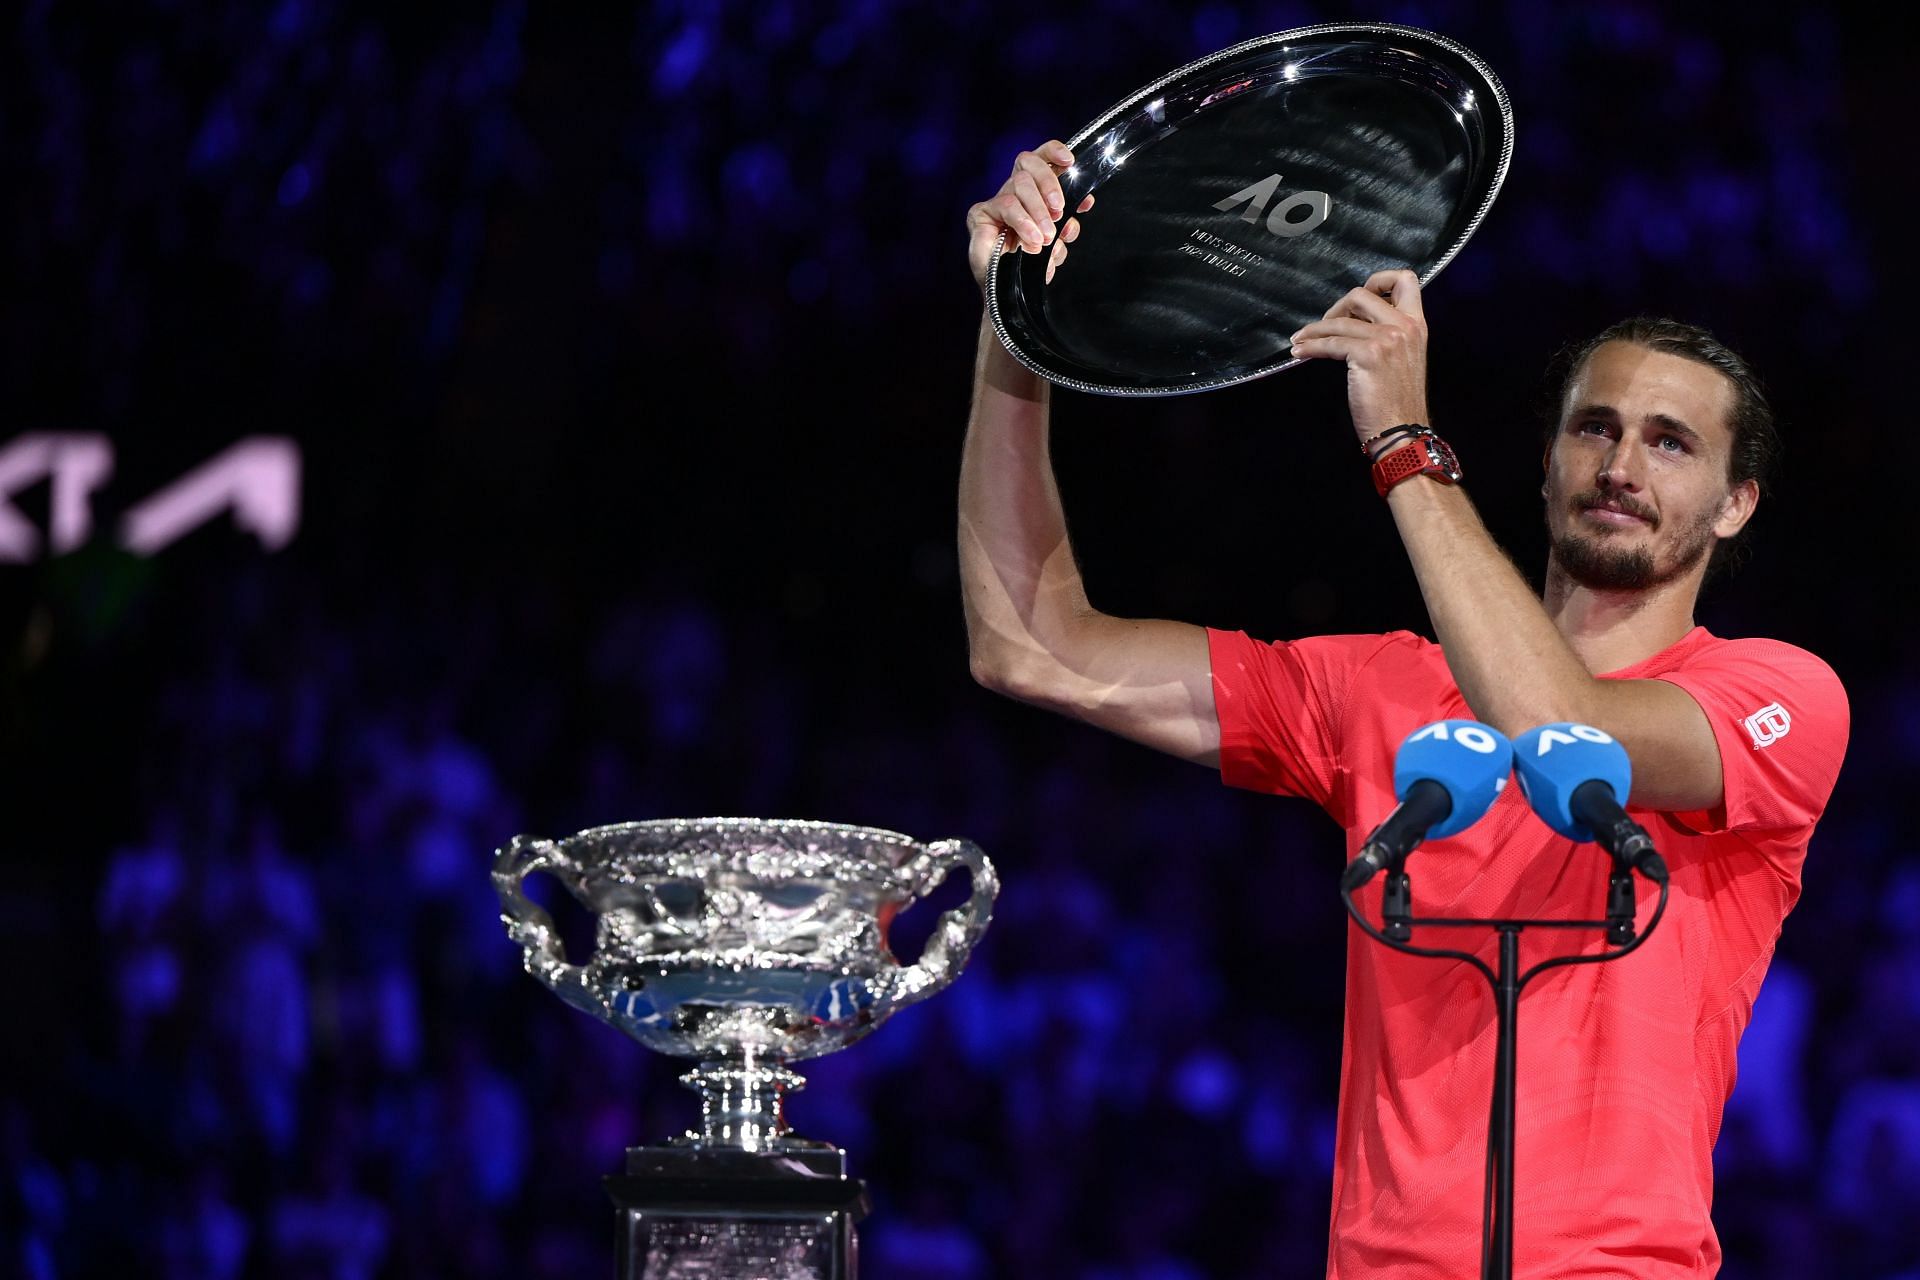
1207, 625, 1848, 1279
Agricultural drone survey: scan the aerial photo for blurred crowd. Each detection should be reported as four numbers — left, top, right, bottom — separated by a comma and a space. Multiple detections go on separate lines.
8, 0, 1869, 404
3, 569, 1915, 1278
8, 572, 1352, 1278
2, 0, 1911, 1277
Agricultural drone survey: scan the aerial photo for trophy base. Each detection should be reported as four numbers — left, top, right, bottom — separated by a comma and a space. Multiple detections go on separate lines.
608, 1145, 871, 1280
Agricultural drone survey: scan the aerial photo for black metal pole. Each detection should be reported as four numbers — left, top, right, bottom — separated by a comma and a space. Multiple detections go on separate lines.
1489, 927, 1521, 1280
1341, 862, 1669, 1280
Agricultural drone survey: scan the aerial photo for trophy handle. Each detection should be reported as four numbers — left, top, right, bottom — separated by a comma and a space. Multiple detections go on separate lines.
492, 834, 605, 1017
886, 838, 999, 1008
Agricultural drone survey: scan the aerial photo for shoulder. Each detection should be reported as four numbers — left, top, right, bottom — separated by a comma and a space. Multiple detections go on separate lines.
1685, 632, 1837, 672
1208, 627, 1434, 667
1208, 627, 1435, 697
1205, 629, 1433, 812
1656, 632, 1849, 831
1666, 634, 1849, 725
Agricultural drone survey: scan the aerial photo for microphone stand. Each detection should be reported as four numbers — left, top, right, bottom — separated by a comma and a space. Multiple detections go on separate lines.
1340, 853, 1670, 1280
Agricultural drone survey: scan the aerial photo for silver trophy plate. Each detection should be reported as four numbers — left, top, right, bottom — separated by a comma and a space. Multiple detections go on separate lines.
987, 22, 1513, 396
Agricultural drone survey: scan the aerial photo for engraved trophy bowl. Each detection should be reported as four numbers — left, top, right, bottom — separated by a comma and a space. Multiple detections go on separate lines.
494, 818, 997, 1153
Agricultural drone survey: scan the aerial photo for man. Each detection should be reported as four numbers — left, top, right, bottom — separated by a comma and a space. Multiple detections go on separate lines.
959, 141, 1848, 1277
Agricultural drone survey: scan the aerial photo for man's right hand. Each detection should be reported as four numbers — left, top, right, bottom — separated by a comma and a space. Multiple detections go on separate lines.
958, 143, 1218, 769
964, 140, 1095, 294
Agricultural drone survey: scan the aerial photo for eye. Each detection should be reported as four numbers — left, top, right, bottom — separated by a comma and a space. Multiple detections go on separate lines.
1657, 435, 1689, 454
1576, 419, 1612, 437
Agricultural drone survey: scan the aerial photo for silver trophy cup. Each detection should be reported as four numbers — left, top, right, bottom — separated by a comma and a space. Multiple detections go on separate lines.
494, 818, 998, 1279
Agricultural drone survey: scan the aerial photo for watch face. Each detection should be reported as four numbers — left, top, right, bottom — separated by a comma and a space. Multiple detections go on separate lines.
1376, 436, 1460, 496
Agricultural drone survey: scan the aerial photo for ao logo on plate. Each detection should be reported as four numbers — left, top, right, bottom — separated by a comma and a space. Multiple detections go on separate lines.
1212, 174, 1333, 239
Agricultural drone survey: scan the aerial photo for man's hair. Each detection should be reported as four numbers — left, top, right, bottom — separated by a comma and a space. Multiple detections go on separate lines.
1541, 316, 1780, 579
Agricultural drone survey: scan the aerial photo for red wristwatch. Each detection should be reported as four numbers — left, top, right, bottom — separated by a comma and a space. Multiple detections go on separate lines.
1371, 432, 1462, 498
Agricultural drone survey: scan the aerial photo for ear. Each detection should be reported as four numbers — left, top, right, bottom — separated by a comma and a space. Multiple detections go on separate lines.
1540, 446, 1553, 499
1714, 478, 1759, 540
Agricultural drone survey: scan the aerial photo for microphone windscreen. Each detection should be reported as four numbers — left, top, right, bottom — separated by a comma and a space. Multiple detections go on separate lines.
1392, 720, 1514, 839
1511, 722, 1634, 841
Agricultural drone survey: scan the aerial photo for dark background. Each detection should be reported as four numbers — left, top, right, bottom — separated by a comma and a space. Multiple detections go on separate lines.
4, 2, 1916, 1277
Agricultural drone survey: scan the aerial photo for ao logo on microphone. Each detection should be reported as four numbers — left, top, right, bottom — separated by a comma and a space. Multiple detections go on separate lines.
1212, 174, 1333, 239
1528, 723, 1616, 755
1406, 720, 1504, 754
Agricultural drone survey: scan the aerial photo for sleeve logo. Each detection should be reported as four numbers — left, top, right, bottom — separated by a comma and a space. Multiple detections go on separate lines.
1742, 702, 1791, 748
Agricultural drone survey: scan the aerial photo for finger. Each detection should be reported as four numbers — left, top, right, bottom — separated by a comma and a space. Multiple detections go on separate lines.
966, 202, 1007, 273
1289, 333, 1365, 361
1366, 268, 1424, 320
1322, 286, 1400, 325
965, 200, 1014, 241
1319, 288, 1367, 323
1062, 216, 1080, 244
1046, 239, 1068, 283
1009, 169, 1057, 242
967, 197, 1020, 250
1037, 139, 1075, 171
1293, 317, 1378, 345
993, 189, 1048, 251
1014, 150, 1067, 223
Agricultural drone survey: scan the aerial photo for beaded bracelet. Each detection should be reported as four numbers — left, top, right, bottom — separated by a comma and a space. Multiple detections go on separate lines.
1359, 423, 1433, 459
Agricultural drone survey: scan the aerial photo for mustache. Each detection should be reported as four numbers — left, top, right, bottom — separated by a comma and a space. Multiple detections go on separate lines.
1573, 489, 1658, 526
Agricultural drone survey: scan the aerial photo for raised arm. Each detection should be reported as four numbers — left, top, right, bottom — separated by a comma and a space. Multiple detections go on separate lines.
1289, 270, 1745, 812
959, 143, 1219, 767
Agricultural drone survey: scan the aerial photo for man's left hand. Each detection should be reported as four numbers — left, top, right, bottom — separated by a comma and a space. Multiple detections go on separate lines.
1290, 268, 1432, 449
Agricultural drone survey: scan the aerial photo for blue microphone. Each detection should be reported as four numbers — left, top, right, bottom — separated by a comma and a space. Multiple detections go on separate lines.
1512, 723, 1668, 886
1341, 720, 1514, 893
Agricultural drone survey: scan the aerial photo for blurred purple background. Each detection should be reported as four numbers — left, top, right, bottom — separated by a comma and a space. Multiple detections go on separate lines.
2, 2, 1913, 1276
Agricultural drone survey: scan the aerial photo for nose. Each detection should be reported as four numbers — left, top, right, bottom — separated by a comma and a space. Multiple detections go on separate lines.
1597, 439, 1646, 492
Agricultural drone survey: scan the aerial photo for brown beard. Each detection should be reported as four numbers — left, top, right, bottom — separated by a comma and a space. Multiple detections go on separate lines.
1550, 494, 1720, 591
1552, 531, 1662, 589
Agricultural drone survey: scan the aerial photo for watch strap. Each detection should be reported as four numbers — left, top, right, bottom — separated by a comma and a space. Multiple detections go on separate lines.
1371, 434, 1462, 498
